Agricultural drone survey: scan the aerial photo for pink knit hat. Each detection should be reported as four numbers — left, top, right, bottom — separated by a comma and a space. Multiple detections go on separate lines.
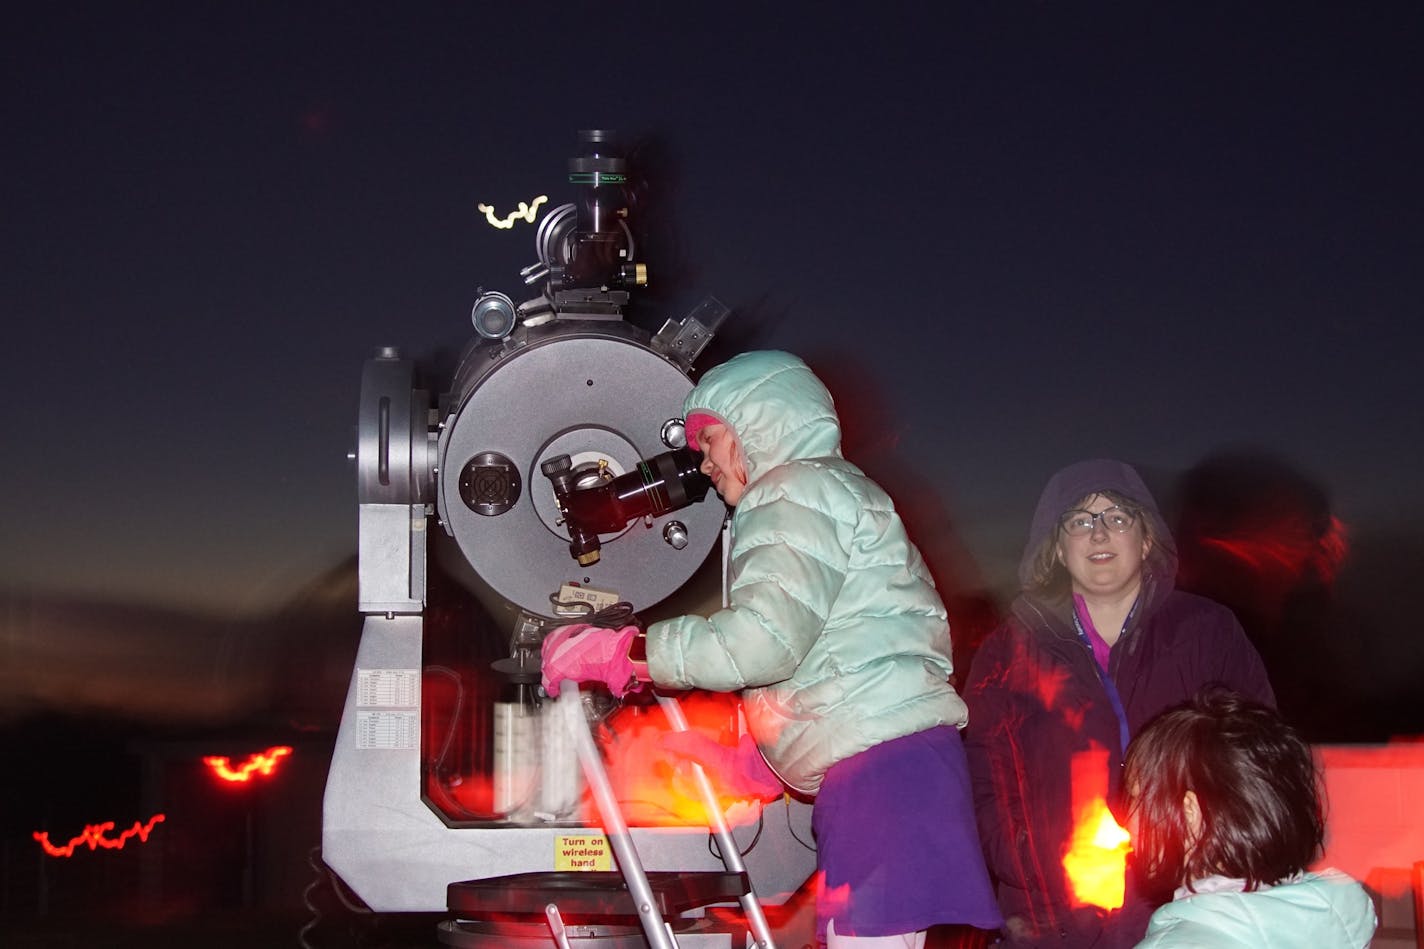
683, 411, 722, 452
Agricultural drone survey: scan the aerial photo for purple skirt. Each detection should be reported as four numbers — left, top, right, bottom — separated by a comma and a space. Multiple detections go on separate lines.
812, 726, 1003, 939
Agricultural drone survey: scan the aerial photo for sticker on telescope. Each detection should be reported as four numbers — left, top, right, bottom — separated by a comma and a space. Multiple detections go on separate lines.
554, 834, 613, 872
357, 669, 420, 708
555, 583, 621, 614
356, 711, 418, 750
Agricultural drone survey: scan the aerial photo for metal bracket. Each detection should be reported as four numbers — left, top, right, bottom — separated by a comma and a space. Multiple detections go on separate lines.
653, 297, 730, 370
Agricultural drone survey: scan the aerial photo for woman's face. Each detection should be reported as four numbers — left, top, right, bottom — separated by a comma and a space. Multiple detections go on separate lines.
1056, 493, 1152, 601
697, 422, 748, 506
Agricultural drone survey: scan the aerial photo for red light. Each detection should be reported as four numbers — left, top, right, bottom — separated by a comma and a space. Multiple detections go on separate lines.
203, 745, 292, 783
1198, 514, 1349, 587
1062, 747, 1131, 911
1063, 801, 1131, 910
34, 813, 166, 858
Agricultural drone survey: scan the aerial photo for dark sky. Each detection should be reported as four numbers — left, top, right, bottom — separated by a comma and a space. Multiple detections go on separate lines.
4, 5, 1421, 640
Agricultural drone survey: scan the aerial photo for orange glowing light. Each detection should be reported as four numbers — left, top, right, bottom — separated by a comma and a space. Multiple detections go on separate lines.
1063, 801, 1131, 910
1063, 747, 1131, 911
203, 745, 292, 783
425, 691, 769, 828
1091, 808, 1131, 850
34, 813, 166, 858
600, 693, 764, 829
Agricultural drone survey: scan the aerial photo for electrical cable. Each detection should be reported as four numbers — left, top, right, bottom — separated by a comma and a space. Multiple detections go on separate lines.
544, 598, 641, 631
297, 845, 323, 949
706, 805, 765, 859
782, 795, 817, 852
422, 664, 503, 822
298, 845, 374, 949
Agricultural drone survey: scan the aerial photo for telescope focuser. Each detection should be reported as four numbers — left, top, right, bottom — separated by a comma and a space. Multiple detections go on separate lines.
541, 449, 711, 565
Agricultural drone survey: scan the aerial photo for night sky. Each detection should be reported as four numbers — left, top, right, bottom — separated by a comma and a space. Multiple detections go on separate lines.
4, 6, 1422, 734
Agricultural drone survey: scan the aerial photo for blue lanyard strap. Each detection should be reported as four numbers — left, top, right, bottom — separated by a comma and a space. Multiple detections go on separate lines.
1070, 605, 1134, 756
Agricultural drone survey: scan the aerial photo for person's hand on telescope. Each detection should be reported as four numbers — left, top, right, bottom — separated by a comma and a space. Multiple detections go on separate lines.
661, 730, 783, 803
540, 623, 649, 698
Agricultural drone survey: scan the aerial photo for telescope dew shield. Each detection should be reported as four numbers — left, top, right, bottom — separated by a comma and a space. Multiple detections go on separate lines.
555, 129, 635, 291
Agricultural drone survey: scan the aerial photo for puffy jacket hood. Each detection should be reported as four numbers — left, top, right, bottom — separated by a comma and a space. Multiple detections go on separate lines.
1018, 458, 1179, 605
683, 350, 842, 481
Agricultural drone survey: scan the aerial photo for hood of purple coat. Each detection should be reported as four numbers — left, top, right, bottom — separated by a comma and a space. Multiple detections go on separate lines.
1017, 459, 1179, 608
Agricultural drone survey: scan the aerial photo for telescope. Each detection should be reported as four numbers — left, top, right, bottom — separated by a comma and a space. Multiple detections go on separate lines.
322, 131, 815, 947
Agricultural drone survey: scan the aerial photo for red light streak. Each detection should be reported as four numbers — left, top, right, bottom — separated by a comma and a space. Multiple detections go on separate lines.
34, 813, 166, 858
1062, 746, 1131, 911
203, 745, 292, 783
1198, 514, 1349, 586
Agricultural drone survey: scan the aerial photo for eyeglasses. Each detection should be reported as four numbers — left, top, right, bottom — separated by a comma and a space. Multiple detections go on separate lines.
1060, 507, 1137, 536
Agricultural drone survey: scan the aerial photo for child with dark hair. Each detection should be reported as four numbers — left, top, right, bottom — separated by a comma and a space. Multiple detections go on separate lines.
1123, 690, 1375, 948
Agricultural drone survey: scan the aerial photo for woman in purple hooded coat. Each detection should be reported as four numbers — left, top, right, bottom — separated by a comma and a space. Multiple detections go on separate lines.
962, 460, 1274, 948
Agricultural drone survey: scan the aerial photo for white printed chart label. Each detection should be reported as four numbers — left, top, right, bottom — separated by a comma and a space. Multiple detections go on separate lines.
356, 710, 419, 750
357, 668, 420, 708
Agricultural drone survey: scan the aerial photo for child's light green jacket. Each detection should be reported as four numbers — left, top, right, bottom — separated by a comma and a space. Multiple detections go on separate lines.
648, 350, 967, 795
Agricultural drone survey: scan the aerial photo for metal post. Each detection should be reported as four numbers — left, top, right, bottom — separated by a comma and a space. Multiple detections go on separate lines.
545, 902, 575, 949
557, 683, 679, 949
656, 695, 778, 949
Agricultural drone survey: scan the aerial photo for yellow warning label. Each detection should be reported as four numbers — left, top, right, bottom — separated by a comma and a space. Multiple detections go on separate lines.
554, 833, 613, 871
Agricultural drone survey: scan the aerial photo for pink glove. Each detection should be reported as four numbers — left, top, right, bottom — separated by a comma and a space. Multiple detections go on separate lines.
661, 730, 783, 802
540, 624, 648, 698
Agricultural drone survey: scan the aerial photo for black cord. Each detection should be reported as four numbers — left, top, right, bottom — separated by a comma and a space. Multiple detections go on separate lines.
587, 600, 641, 630
783, 796, 817, 853
545, 597, 642, 631
547, 593, 595, 617
298, 845, 375, 949
707, 805, 765, 859
297, 845, 324, 949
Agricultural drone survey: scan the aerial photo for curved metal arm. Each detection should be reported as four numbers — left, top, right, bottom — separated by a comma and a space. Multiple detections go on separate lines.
557, 683, 679, 949
657, 695, 778, 949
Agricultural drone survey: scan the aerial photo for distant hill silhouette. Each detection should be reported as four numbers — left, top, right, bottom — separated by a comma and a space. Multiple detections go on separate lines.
0, 557, 361, 731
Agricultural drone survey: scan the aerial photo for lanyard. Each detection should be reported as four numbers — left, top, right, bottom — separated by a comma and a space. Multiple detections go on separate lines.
1070, 602, 1135, 757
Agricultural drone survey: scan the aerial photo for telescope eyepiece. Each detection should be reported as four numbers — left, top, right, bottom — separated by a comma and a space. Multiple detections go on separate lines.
542, 448, 712, 565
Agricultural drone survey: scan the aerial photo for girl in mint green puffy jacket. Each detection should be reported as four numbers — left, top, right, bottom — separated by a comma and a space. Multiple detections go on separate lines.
645, 350, 1001, 947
